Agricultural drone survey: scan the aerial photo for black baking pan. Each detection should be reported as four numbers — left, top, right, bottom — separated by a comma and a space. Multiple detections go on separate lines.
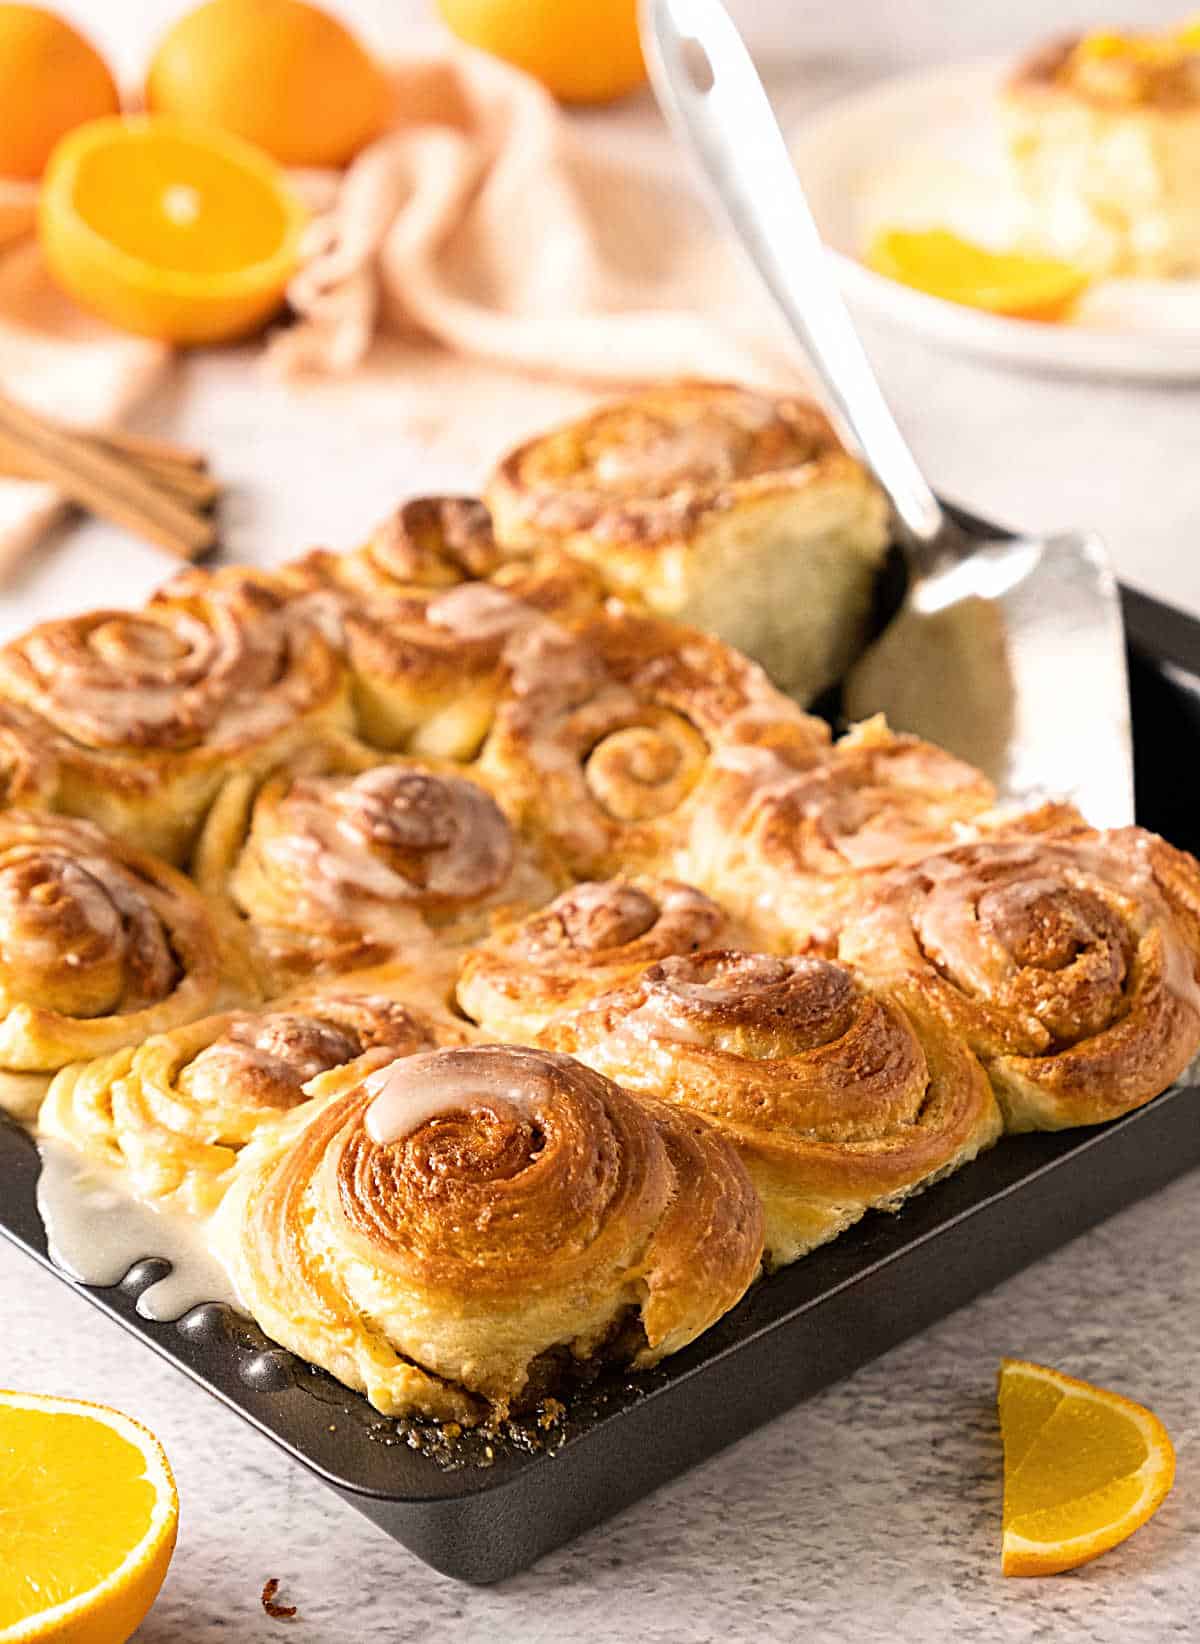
1, 578, 1198, 1585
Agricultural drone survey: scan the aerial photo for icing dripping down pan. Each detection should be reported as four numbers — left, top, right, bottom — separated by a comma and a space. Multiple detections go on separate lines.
1, 578, 1199, 1585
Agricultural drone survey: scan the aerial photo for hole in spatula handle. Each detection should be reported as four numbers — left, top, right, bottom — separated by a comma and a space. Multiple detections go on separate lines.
680, 35, 715, 92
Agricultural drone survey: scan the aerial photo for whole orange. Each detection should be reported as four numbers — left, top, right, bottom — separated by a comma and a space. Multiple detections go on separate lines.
437, 0, 646, 104
0, 5, 119, 180
145, 0, 391, 169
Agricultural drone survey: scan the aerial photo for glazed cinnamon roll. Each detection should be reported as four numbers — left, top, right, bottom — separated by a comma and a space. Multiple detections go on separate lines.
542, 950, 1000, 1266
457, 876, 744, 1041
212, 1043, 764, 1422
39, 991, 467, 1215
695, 717, 1002, 951
283, 497, 607, 759
836, 830, 1200, 1132
486, 381, 890, 703
287, 496, 506, 598
0, 568, 350, 863
1004, 25, 1200, 276
0, 812, 222, 1119
195, 741, 560, 992
478, 606, 830, 880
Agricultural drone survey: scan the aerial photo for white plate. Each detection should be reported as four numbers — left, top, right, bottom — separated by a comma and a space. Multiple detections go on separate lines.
790, 58, 1200, 381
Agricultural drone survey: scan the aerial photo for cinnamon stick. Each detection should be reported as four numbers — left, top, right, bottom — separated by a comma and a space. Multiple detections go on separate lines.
86, 428, 208, 471
0, 440, 220, 512
0, 393, 216, 560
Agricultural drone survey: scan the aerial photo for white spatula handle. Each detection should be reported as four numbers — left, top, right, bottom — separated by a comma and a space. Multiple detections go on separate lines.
641, 0, 950, 562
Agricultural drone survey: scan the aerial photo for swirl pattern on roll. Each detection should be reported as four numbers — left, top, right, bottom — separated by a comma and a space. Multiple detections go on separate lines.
0, 568, 350, 861
487, 381, 854, 546
39, 992, 466, 1214
693, 717, 1004, 951
479, 608, 831, 878
287, 497, 505, 599
457, 876, 741, 1040
282, 496, 608, 759
542, 949, 1000, 1265
836, 830, 1200, 1130
0, 811, 222, 1118
197, 746, 558, 989
213, 1043, 763, 1421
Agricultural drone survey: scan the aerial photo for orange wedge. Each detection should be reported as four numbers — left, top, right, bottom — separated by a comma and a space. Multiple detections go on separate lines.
866, 228, 1091, 322
38, 115, 308, 345
999, 1358, 1176, 1577
0, 1389, 178, 1641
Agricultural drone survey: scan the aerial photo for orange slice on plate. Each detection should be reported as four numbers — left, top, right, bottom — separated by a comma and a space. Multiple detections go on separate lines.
0, 1388, 178, 1642
998, 1358, 1176, 1577
38, 114, 308, 346
866, 228, 1091, 323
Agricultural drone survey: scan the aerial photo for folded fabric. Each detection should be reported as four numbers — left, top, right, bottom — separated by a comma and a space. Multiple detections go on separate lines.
270, 45, 791, 384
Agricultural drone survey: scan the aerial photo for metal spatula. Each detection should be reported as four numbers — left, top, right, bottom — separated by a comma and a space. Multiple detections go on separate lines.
641, 0, 1135, 826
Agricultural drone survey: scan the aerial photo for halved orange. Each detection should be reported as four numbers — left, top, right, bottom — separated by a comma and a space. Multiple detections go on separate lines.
999, 1358, 1176, 1577
38, 114, 308, 345
866, 227, 1091, 323
0, 1388, 178, 1641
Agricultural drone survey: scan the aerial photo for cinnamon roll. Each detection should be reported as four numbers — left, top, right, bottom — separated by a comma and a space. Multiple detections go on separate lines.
287, 496, 506, 599
486, 381, 890, 703
212, 1043, 763, 1422
1004, 25, 1200, 277
0, 568, 350, 863
457, 876, 745, 1041
283, 497, 608, 759
195, 741, 560, 992
542, 949, 1000, 1266
694, 716, 1001, 951
478, 606, 830, 880
836, 830, 1200, 1131
0, 812, 222, 1119
39, 991, 467, 1215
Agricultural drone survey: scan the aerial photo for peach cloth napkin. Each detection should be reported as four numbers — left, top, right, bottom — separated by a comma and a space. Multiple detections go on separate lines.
271, 45, 789, 383
0, 45, 792, 572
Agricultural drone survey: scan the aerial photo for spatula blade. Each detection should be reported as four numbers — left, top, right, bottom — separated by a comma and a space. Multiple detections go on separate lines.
845, 530, 1135, 827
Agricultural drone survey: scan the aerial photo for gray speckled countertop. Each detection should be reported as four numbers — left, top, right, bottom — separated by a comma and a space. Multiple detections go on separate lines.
6, 2, 1200, 1638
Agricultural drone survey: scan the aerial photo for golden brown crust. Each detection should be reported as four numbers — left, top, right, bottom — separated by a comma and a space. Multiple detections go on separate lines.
694, 717, 1000, 950
195, 739, 561, 993
488, 389, 890, 705
0, 811, 224, 1117
288, 496, 504, 598
38, 991, 467, 1214
488, 380, 852, 550
278, 496, 610, 760
478, 606, 831, 879
542, 949, 1000, 1265
0, 568, 351, 862
212, 1043, 763, 1421
456, 875, 744, 1040
836, 829, 1200, 1130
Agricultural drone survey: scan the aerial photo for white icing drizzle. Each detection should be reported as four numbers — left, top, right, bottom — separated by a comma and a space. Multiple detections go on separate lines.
36, 1140, 238, 1321
871, 835, 1200, 1019
363, 1049, 538, 1145
591, 422, 743, 492
425, 583, 538, 641
615, 993, 709, 1046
